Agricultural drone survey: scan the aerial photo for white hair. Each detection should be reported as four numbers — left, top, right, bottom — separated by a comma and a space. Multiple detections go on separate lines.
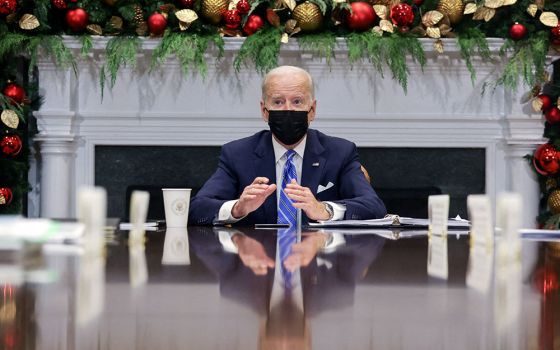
261, 66, 315, 101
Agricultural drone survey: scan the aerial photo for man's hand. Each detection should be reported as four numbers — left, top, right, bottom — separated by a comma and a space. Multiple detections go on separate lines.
232, 177, 277, 219
283, 233, 329, 271
232, 234, 275, 275
284, 180, 330, 221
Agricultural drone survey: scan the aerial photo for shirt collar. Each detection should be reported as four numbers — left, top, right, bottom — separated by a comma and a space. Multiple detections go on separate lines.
272, 134, 307, 163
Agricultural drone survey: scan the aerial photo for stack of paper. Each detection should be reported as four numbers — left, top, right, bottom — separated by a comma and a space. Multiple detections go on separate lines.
308, 214, 470, 229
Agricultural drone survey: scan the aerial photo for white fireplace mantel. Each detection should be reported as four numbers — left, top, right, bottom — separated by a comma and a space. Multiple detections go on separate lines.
31, 37, 544, 226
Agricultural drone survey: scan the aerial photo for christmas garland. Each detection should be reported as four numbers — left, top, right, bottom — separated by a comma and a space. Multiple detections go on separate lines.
0, 0, 560, 215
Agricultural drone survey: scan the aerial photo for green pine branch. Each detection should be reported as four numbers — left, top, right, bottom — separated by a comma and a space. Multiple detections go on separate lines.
234, 27, 282, 74
151, 32, 224, 78
457, 27, 491, 84
38, 36, 76, 70
80, 35, 93, 57
0, 33, 30, 58
297, 32, 337, 65
101, 36, 141, 91
346, 32, 425, 93
486, 32, 549, 92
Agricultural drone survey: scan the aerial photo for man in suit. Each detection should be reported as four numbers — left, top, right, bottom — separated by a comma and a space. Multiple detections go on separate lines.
189, 66, 386, 226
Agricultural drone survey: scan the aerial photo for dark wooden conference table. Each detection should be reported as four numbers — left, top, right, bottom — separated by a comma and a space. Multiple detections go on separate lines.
1, 225, 557, 350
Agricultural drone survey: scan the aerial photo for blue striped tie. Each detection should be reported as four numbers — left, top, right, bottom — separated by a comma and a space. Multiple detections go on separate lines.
278, 150, 297, 227
278, 226, 297, 288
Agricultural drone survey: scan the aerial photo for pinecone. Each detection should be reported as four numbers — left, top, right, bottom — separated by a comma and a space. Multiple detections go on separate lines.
292, 2, 323, 32
51, 0, 67, 9
133, 4, 144, 24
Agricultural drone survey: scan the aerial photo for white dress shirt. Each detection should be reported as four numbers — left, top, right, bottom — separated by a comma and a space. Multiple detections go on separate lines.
217, 135, 345, 223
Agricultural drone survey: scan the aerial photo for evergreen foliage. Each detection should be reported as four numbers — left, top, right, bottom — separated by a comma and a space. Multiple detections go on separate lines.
297, 32, 337, 64
457, 28, 491, 84
347, 32, 425, 93
234, 27, 282, 74
151, 32, 224, 77
102, 36, 141, 91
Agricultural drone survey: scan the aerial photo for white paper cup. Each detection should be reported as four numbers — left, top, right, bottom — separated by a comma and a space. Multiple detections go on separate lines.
162, 228, 190, 265
162, 188, 191, 227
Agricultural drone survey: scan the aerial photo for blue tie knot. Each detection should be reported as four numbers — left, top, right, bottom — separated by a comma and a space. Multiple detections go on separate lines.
285, 149, 296, 162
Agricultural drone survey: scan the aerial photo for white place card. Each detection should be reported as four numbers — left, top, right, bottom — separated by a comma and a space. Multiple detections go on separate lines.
494, 246, 522, 335
77, 187, 107, 252
466, 194, 494, 292
496, 192, 522, 258
466, 242, 493, 293
428, 194, 450, 237
467, 194, 494, 246
129, 242, 148, 288
128, 190, 150, 243
130, 190, 150, 232
427, 235, 448, 280
76, 254, 105, 326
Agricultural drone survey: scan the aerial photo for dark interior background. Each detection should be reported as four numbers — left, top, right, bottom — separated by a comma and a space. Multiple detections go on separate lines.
95, 146, 485, 221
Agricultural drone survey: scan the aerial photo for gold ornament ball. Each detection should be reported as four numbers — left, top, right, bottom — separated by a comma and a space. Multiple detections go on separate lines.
547, 178, 558, 191
293, 2, 323, 32
201, 0, 229, 24
436, 0, 464, 24
548, 189, 560, 214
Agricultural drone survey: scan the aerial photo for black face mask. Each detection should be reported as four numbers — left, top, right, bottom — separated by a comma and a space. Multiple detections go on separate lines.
266, 109, 310, 146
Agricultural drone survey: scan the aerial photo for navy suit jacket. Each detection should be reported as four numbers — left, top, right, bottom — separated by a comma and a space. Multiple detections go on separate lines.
189, 129, 386, 225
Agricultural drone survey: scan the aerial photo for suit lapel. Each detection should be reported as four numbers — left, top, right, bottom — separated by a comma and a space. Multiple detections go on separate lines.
301, 130, 326, 198
253, 132, 277, 223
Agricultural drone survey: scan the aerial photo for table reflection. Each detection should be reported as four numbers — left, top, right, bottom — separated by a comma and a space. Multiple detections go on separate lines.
190, 226, 385, 350
1, 226, 556, 349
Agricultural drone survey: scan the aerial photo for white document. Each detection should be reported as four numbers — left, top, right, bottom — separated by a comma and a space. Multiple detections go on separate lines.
309, 214, 469, 229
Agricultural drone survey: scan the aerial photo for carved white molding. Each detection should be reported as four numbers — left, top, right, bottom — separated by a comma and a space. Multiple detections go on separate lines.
31, 37, 545, 225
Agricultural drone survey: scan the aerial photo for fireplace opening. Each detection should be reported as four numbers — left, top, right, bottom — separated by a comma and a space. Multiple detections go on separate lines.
95, 146, 485, 221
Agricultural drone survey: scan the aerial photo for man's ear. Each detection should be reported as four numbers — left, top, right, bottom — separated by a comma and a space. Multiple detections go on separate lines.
308, 100, 317, 122
260, 100, 268, 122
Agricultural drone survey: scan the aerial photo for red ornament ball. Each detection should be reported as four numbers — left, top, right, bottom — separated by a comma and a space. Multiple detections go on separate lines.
538, 94, 553, 111
533, 143, 560, 176
148, 13, 167, 35
243, 14, 264, 36
0, 134, 22, 157
0, 0, 16, 15
533, 267, 559, 295
51, 0, 67, 10
179, 0, 194, 8
0, 188, 13, 205
236, 0, 251, 14
347, 2, 376, 31
2, 83, 25, 105
390, 3, 414, 27
551, 25, 560, 45
66, 8, 88, 32
224, 9, 242, 29
546, 107, 560, 124
509, 22, 527, 41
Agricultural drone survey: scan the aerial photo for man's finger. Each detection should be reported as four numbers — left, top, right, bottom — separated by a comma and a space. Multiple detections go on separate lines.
252, 177, 270, 185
